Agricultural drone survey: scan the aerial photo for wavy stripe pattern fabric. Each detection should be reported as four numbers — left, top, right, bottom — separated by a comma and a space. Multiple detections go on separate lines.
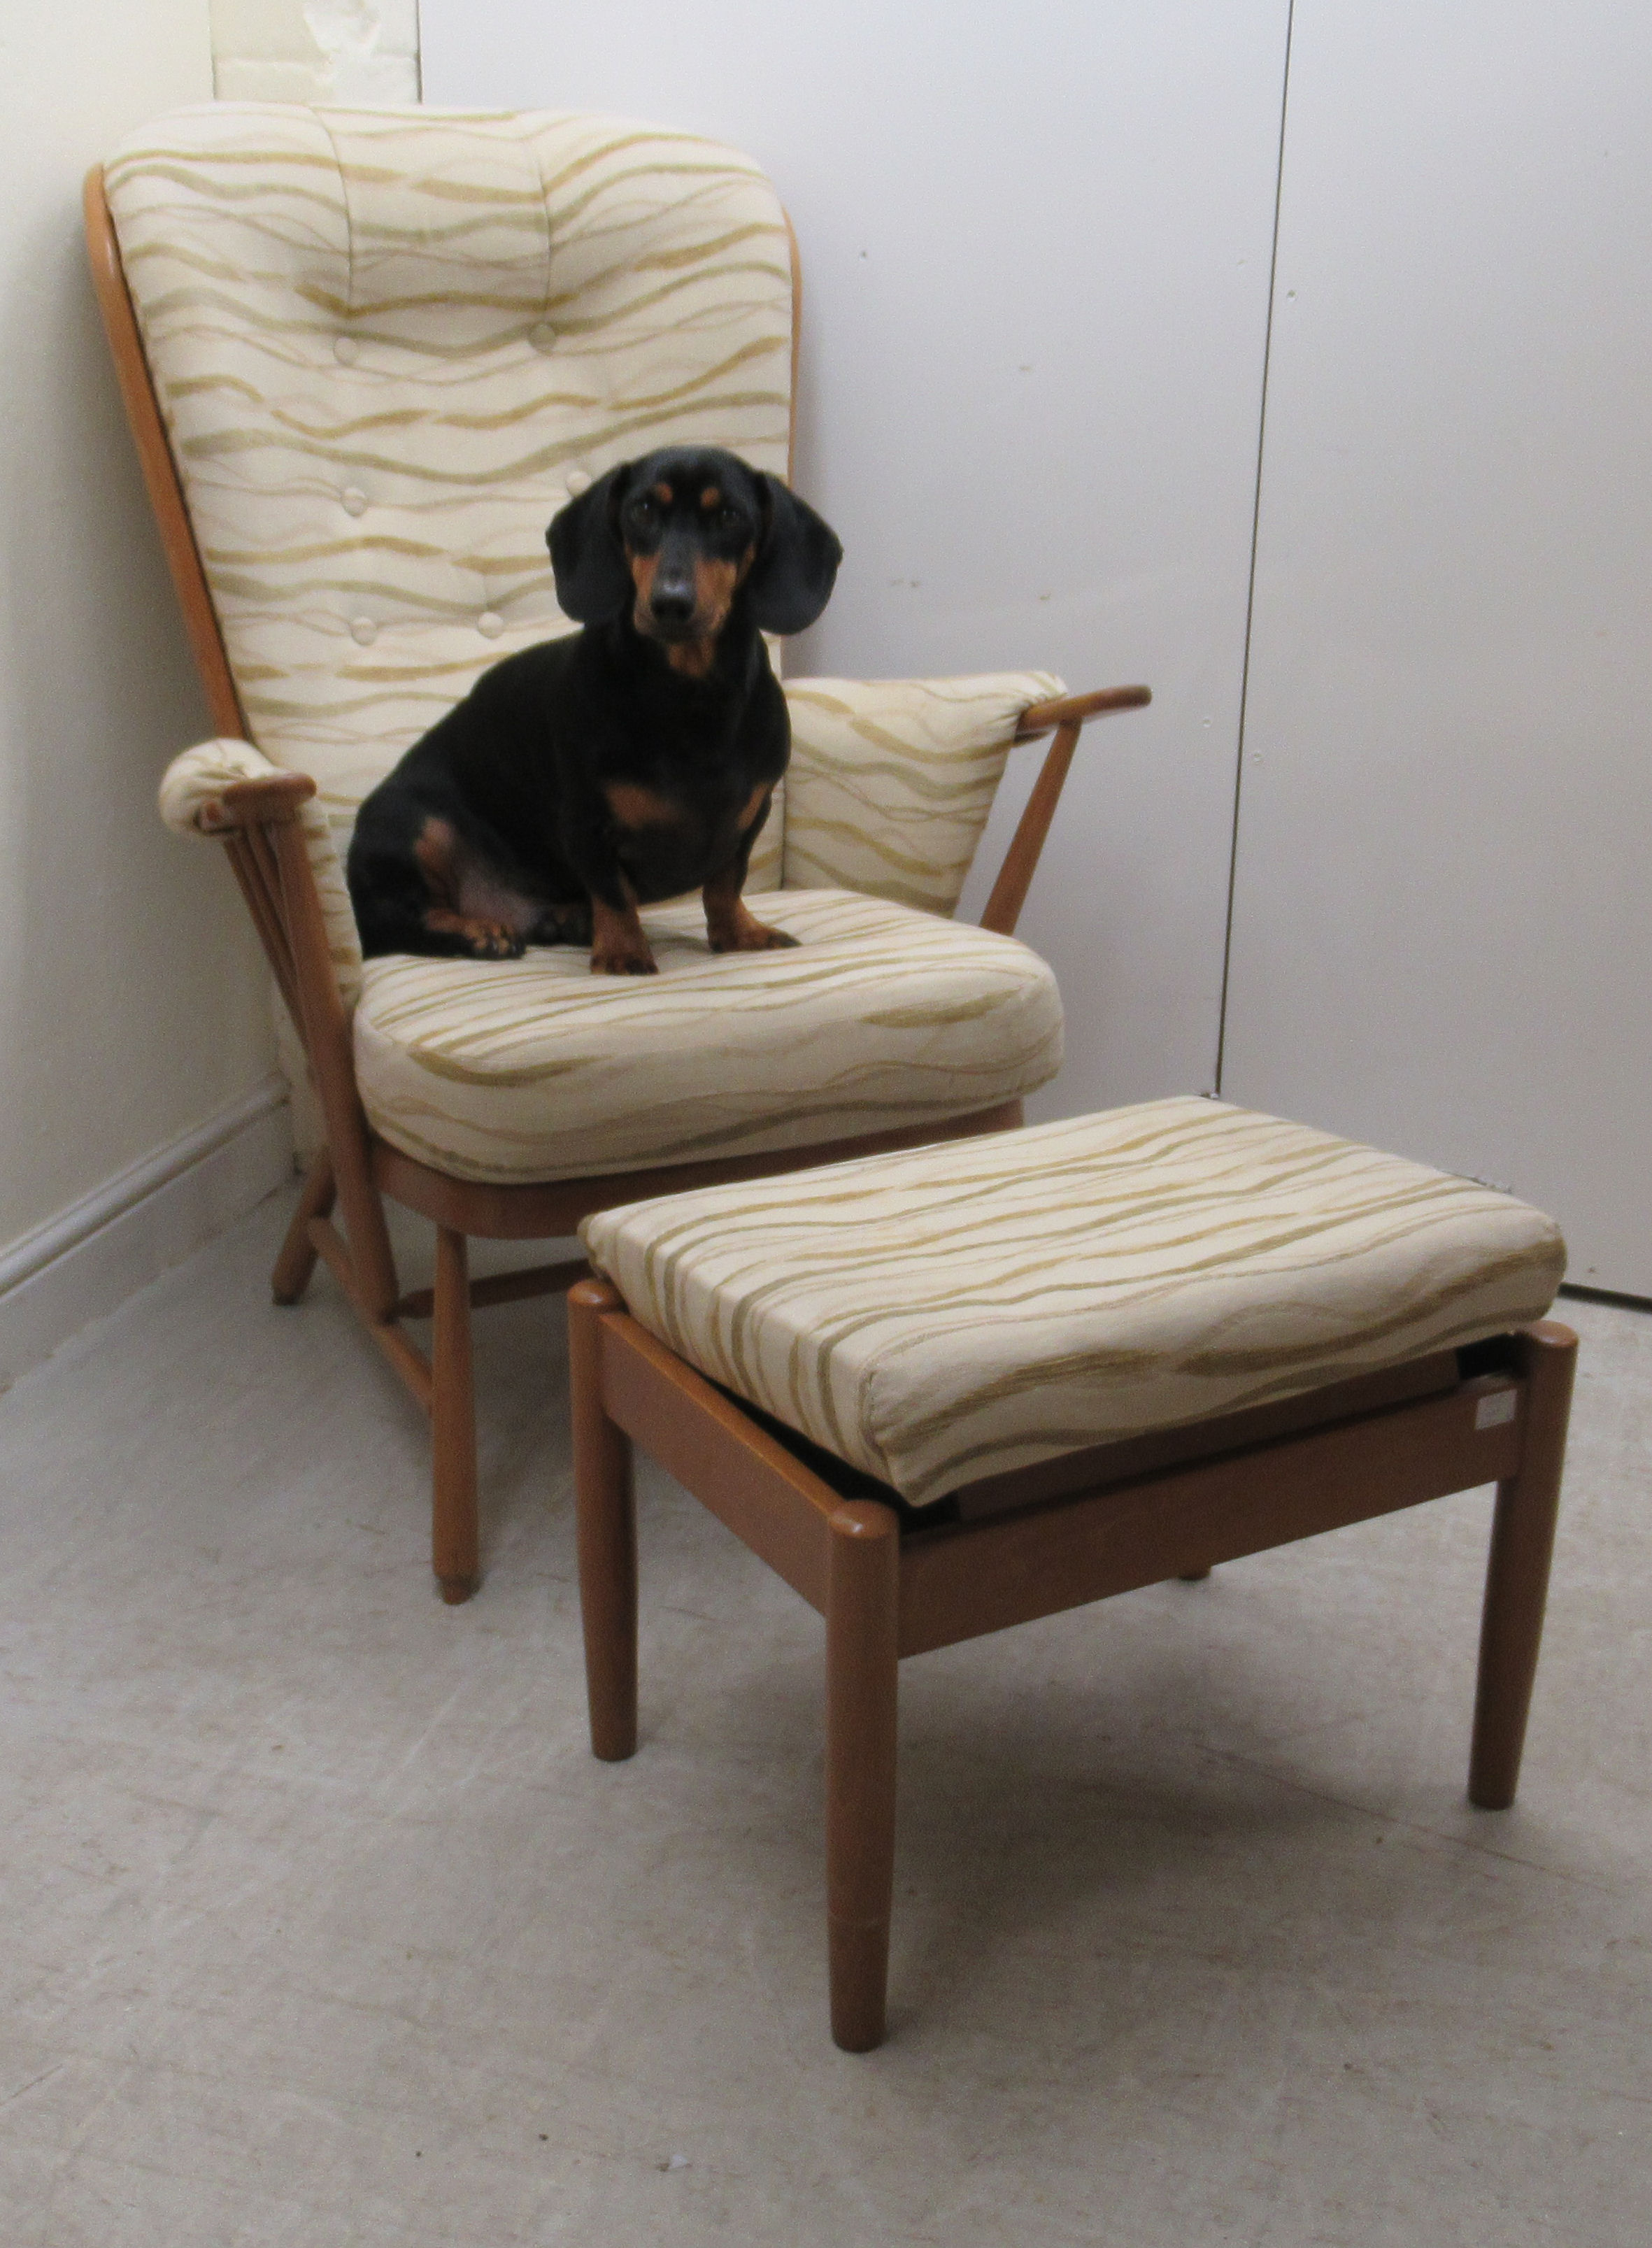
781, 673, 1063, 911
581, 1097, 1567, 1507
353, 889, 1062, 1183
121, 111, 1058, 941
157, 737, 366, 1004
106, 104, 795, 857
127, 108, 1073, 1188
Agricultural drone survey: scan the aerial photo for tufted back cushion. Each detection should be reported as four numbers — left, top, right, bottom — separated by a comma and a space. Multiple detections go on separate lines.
106, 104, 795, 885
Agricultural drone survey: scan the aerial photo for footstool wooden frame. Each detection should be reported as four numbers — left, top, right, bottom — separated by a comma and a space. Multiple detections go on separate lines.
569, 1278, 1576, 2051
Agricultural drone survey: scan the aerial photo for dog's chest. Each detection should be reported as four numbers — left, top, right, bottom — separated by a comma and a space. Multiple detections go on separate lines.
604, 770, 769, 902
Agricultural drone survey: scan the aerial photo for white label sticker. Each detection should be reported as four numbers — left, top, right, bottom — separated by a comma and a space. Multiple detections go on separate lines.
1475, 1388, 1518, 1430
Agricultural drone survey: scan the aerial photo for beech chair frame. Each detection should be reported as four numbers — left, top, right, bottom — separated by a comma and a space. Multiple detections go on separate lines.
85, 166, 1147, 1601
569, 1278, 1576, 2050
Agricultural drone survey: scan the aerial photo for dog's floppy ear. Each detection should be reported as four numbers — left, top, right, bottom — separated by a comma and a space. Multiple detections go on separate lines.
547, 463, 633, 623
746, 476, 843, 636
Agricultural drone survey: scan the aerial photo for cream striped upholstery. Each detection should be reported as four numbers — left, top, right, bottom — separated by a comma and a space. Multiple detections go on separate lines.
782, 673, 1062, 912
581, 1098, 1567, 1507
353, 890, 1062, 1183
129, 107, 1075, 1183
107, 104, 795, 880
127, 107, 1062, 955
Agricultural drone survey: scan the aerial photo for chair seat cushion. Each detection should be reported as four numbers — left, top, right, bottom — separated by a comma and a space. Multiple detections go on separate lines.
353, 890, 1063, 1184
580, 1097, 1567, 1507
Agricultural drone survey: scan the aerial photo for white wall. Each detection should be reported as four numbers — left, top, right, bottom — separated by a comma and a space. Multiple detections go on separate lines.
1222, 1, 1652, 1293
422, 1, 1293, 1117
0, 0, 286, 1364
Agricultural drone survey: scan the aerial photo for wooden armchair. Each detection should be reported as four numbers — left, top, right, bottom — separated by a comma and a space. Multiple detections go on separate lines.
86, 104, 1148, 1601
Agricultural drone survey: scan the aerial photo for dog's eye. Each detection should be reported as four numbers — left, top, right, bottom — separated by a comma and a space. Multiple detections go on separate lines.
715, 506, 741, 531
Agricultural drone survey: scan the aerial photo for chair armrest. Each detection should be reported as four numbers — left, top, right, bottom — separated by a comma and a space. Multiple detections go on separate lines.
158, 736, 287, 835
218, 771, 318, 828
158, 739, 362, 1006
979, 683, 1153, 938
1013, 683, 1152, 739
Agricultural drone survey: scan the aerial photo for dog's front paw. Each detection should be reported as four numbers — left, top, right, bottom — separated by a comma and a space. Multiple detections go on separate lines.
709, 918, 800, 953
590, 944, 659, 976
706, 897, 801, 953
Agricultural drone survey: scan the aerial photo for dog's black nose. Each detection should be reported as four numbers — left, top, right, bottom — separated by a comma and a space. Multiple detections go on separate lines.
650, 578, 696, 625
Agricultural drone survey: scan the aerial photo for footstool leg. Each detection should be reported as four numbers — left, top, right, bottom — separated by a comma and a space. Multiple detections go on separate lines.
569, 1280, 638, 1762
432, 1226, 480, 1604
1469, 1321, 1577, 1810
825, 1500, 900, 2052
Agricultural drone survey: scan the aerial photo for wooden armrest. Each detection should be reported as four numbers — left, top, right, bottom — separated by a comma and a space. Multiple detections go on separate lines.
1013, 683, 1152, 739
210, 771, 318, 831
981, 682, 1152, 937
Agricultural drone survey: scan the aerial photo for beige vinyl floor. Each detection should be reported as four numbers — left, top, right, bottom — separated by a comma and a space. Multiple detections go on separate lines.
1, 1182, 1649, 2247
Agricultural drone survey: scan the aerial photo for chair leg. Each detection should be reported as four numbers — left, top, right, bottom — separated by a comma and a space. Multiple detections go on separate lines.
271, 1146, 335, 1304
431, 1225, 480, 1604
825, 1500, 901, 2052
569, 1279, 638, 1761
1469, 1321, 1578, 1809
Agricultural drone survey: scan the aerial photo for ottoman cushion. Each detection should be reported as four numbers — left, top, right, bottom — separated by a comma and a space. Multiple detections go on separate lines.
579, 1097, 1567, 1508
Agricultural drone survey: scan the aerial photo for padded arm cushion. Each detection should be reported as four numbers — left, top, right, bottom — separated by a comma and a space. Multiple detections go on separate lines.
158, 739, 364, 1007
781, 672, 1065, 915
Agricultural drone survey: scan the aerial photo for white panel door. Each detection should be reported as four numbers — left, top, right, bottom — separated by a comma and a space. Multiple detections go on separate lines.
1223, 2, 1652, 1294
422, 2, 1291, 1114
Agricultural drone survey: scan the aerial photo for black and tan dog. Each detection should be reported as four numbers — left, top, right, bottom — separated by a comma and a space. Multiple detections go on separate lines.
346, 447, 841, 976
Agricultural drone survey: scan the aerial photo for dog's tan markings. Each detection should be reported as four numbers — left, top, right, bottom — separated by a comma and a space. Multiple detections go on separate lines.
422, 906, 523, 958
606, 781, 681, 830
652, 481, 674, 506
695, 556, 741, 611
703, 862, 800, 955
416, 816, 541, 942
629, 550, 659, 603
413, 814, 457, 901
738, 783, 771, 832
700, 485, 722, 509
664, 639, 718, 678
590, 893, 658, 976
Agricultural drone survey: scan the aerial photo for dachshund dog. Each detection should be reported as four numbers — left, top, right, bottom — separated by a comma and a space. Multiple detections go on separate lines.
346, 447, 841, 975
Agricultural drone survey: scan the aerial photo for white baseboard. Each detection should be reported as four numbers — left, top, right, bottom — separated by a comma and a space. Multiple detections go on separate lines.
0, 1076, 294, 1389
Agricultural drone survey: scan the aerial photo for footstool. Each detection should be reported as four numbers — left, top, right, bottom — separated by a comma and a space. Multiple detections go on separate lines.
568, 1097, 1574, 2050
